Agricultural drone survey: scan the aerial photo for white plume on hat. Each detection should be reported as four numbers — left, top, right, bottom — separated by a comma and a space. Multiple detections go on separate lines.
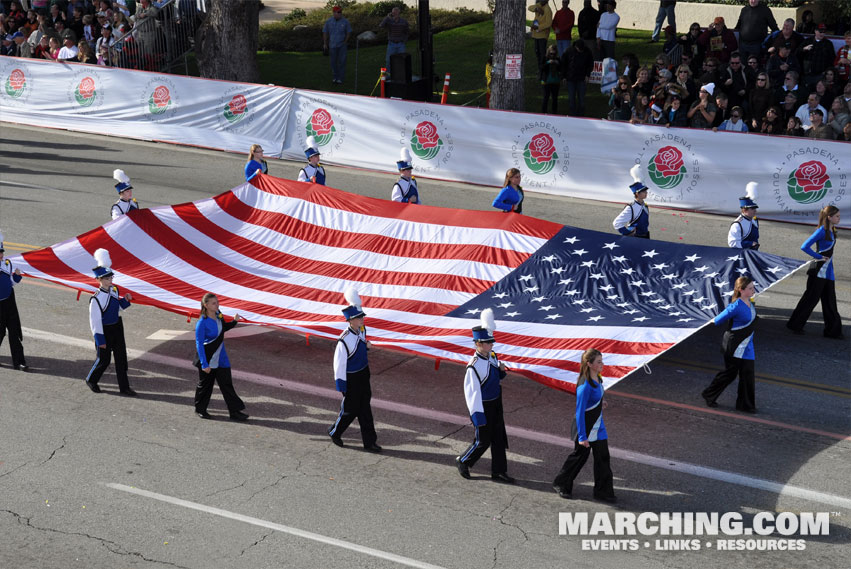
746, 182, 758, 201
113, 169, 130, 184
400, 147, 413, 163
306, 136, 318, 151
93, 248, 112, 269
480, 308, 496, 333
344, 286, 362, 308
630, 164, 644, 184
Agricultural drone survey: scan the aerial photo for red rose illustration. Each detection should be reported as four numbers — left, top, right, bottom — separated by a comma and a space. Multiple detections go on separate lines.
310, 108, 334, 135
9, 69, 25, 90
528, 133, 556, 164
653, 146, 684, 177
152, 85, 170, 107
415, 121, 440, 149
794, 160, 829, 193
228, 94, 247, 115
78, 77, 95, 99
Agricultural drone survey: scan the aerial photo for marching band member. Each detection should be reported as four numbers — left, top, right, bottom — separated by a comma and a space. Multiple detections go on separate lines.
328, 287, 381, 451
0, 231, 29, 371
728, 182, 760, 250
85, 248, 137, 396
391, 148, 419, 203
244, 144, 268, 182
492, 168, 524, 214
111, 169, 139, 220
613, 164, 650, 238
297, 136, 326, 185
456, 309, 515, 484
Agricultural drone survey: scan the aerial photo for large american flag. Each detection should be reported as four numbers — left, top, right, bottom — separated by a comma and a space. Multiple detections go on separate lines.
12, 175, 804, 392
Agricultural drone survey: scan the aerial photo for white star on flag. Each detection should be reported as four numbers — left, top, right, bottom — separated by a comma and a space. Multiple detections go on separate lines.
704, 271, 719, 278
677, 318, 694, 322
532, 295, 546, 302
692, 296, 707, 303
580, 260, 596, 268
465, 308, 481, 314
620, 267, 636, 275
588, 315, 605, 322
580, 307, 597, 313
701, 303, 717, 310
492, 292, 508, 299
616, 302, 631, 308
590, 273, 605, 280
649, 298, 665, 304
523, 286, 539, 293
682, 290, 697, 296
736, 267, 749, 275
651, 263, 670, 270
558, 278, 575, 285
622, 309, 639, 315
632, 316, 650, 322
693, 265, 709, 273
504, 311, 520, 317
602, 242, 619, 250
498, 302, 514, 308
572, 249, 588, 256
671, 283, 687, 289
563, 236, 579, 244
606, 294, 619, 300
726, 255, 741, 261
669, 311, 683, 316
629, 280, 645, 287
539, 305, 555, 311
713, 281, 729, 288
642, 250, 659, 258
545, 314, 561, 320
599, 285, 614, 292
767, 266, 783, 274
640, 291, 657, 297
563, 289, 580, 296
611, 255, 628, 263
685, 254, 701, 262
551, 267, 566, 275
540, 254, 558, 263
661, 273, 677, 280
518, 274, 534, 282
573, 299, 586, 305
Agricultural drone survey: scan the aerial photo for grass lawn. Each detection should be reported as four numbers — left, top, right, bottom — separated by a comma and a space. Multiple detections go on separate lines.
257, 20, 661, 119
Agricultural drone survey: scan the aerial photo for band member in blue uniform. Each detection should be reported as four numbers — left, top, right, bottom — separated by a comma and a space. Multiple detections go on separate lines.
328, 288, 381, 452
297, 136, 326, 185
492, 168, 524, 214
702, 276, 757, 412
728, 182, 760, 250
613, 165, 650, 238
787, 205, 843, 338
244, 144, 268, 182
391, 148, 419, 203
552, 348, 616, 502
0, 231, 29, 371
193, 293, 248, 421
456, 309, 515, 484
111, 169, 139, 220
86, 249, 137, 396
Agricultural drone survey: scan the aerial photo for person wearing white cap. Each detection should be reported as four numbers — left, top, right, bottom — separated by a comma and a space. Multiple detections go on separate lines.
297, 136, 326, 185
687, 82, 717, 128
728, 182, 760, 250
0, 230, 29, 372
85, 248, 136, 396
110, 169, 139, 220
328, 288, 381, 452
456, 309, 515, 484
390, 148, 419, 204
612, 165, 650, 238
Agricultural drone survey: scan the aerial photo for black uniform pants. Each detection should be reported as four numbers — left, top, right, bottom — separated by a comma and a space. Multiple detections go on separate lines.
0, 291, 26, 367
787, 274, 843, 338
553, 438, 614, 498
86, 320, 129, 391
329, 367, 377, 447
459, 396, 508, 475
702, 355, 755, 411
195, 366, 245, 414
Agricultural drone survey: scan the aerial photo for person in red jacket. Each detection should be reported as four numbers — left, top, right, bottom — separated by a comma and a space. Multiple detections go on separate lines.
698, 16, 738, 64
553, 0, 575, 58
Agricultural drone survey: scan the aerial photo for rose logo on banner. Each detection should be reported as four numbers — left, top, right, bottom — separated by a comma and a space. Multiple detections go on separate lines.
787, 160, 831, 205
74, 76, 97, 107
648, 146, 686, 190
224, 94, 248, 124
410, 120, 443, 160
306, 108, 336, 146
148, 85, 172, 114
523, 133, 558, 175
5, 68, 26, 98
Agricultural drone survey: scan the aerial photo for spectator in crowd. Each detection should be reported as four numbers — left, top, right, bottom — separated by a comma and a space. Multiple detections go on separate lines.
775, 69, 805, 107
661, 25, 678, 54
748, 72, 773, 129
562, 37, 593, 116
679, 22, 704, 71
784, 115, 805, 136
378, 6, 408, 70
834, 32, 851, 89
69, 5, 84, 40
827, 97, 850, 137
758, 106, 783, 134
806, 108, 834, 140
48, 3, 65, 28
650, 0, 676, 43
687, 82, 717, 128
712, 91, 731, 127
57, 29, 78, 60
81, 13, 94, 48
843, 82, 851, 108
653, 53, 672, 79
795, 92, 826, 128
48, 34, 61, 60
812, 79, 835, 115
112, 11, 129, 34
673, 62, 696, 106
765, 18, 803, 56
631, 92, 651, 124
6, 2, 25, 32
540, 43, 561, 114
722, 51, 748, 109
95, 22, 113, 64
596, 0, 619, 60
843, 122, 851, 141
780, 91, 800, 122
77, 38, 94, 62
734, 0, 777, 64
699, 56, 723, 87
797, 10, 815, 35
33, 33, 51, 58
800, 24, 836, 89
0, 34, 14, 56
745, 54, 762, 85
819, 70, 837, 107
766, 43, 799, 87
529, 0, 554, 68
648, 101, 665, 125
632, 65, 653, 97
12, 30, 30, 57
577, 0, 600, 59
653, 68, 683, 104
322, 5, 351, 85
620, 51, 639, 84
715, 105, 748, 132
607, 78, 633, 121
663, 94, 689, 127
552, 0, 574, 58
27, 15, 48, 47
698, 16, 737, 64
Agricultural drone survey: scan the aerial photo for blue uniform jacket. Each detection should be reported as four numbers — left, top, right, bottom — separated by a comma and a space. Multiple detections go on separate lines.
801, 226, 836, 281
195, 315, 232, 369
492, 185, 523, 213
244, 159, 267, 182
575, 378, 607, 443
0, 259, 22, 301
714, 298, 756, 360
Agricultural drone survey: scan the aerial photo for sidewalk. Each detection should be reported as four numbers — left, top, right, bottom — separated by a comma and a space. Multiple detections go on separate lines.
259, 0, 322, 23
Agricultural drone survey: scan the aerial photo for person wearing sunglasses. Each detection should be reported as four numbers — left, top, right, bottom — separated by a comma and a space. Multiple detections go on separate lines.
748, 74, 772, 129
714, 105, 748, 132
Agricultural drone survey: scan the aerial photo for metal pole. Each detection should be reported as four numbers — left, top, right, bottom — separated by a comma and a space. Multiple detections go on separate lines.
355, 38, 359, 95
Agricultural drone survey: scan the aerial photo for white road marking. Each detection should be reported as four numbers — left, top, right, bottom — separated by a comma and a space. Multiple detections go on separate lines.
147, 326, 274, 341
106, 483, 447, 569
146, 329, 188, 341
25, 327, 851, 510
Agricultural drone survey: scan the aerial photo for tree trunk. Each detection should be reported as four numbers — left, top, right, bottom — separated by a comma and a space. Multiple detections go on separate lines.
197, 0, 259, 82
490, 1, 526, 111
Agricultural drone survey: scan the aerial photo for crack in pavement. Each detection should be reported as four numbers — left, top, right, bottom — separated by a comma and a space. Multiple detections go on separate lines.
0, 461, 32, 480
372, 355, 417, 376
503, 384, 551, 416
433, 423, 468, 444
245, 472, 289, 504
239, 530, 273, 557
128, 437, 179, 452
1, 509, 191, 569
38, 436, 69, 467
205, 476, 252, 499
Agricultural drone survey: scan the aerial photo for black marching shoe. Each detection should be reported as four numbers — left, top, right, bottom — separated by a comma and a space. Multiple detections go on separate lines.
553, 484, 573, 499
491, 472, 516, 484
86, 381, 102, 393
455, 457, 471, 479
364, 443, 382, 453
229, 410, 249, 422
703, 396, 718, 408
119, 388, 138, 397
196, 410, 212, 419
329, 434, 344, 447
594, 493, 618, 503
14, 364, 29, 372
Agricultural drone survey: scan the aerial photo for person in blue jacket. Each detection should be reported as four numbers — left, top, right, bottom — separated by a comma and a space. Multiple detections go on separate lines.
194, 293, 248, 421
244, 144, 268, 182
613, 164, 650, 238
702, 276, 758, 412
0, 231, 29, 371
492, 168, 524, 214
552, 348, 616, 501
787, 205, 843, 338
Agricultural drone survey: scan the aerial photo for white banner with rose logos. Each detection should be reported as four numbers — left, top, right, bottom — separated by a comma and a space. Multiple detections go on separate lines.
282, 89, 849, 227
0, 58, 292, 157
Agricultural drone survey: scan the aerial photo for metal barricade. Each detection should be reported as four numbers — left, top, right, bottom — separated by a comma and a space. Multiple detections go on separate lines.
110, 0, 206, 74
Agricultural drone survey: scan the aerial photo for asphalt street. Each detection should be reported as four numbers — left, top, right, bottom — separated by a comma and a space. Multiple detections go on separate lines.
0, 123, 849, 569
